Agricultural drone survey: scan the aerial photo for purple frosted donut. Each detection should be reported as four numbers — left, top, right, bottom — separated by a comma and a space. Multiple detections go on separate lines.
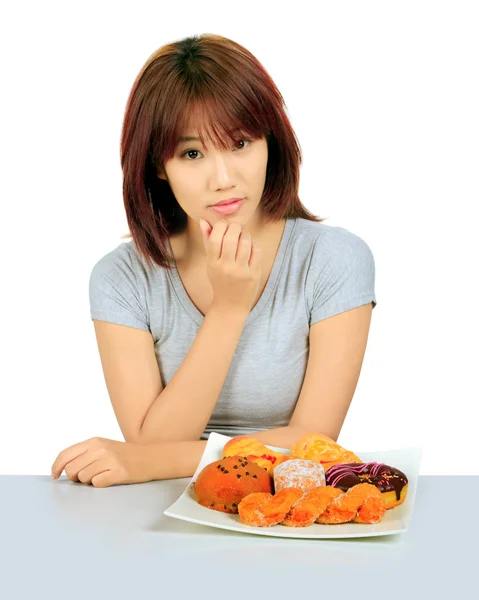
325, 462, 408, 503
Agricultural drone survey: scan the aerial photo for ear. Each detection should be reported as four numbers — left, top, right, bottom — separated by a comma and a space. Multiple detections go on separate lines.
157, 166, 167, 180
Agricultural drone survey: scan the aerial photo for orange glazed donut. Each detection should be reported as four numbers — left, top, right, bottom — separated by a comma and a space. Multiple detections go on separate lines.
238, 488, 304, 527
194, 456, 273, 513
315, 483, 387, 525
281, 486, 342, 527
237, 483, 387, 527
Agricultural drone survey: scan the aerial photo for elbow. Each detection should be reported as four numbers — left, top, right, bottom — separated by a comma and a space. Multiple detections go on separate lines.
123, 429, 144, 444
134, 425, 158, 445
124, 420, 156, 444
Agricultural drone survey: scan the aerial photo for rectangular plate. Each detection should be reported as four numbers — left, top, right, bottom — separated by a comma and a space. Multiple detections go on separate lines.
164, 432, 422, 538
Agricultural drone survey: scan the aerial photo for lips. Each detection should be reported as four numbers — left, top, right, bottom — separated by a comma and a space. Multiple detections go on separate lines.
211, 197, 244, 206
210, 199, 243, 215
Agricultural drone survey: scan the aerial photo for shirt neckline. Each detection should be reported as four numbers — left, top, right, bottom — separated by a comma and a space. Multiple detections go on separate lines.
167, 217, 297, 328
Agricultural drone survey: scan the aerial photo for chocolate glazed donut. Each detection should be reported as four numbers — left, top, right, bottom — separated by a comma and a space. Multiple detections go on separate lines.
325, 462, 409, 510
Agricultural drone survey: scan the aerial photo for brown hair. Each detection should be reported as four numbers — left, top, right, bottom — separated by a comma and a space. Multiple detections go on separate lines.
119, 33, 326, 270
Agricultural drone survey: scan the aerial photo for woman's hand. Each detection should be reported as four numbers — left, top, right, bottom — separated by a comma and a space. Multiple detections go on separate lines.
51, 437, 154, 487
199, 218, 262, 315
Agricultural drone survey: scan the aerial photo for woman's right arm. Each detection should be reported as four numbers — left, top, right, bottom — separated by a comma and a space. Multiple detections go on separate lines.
94, 219, 261, 446
93, 306, 248, 445
139, 306, 248, 442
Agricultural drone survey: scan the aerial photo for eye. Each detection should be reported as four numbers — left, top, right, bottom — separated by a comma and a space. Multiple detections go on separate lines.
180, 138, 252, 160
233, 138, 252, 150
180, 149, 203, 160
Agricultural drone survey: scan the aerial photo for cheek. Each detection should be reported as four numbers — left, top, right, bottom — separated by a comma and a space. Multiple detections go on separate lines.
247, 152, 268, 184
167, 165, 200, 197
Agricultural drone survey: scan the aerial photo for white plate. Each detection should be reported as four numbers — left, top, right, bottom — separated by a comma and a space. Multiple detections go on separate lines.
164, 432, 422, 538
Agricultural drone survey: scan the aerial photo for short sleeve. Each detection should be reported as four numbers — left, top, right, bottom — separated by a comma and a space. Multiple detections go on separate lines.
89, 245, 150, 332
309, 227, 377, 326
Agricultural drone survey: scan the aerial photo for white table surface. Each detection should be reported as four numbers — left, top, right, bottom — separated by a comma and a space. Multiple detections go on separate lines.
0, 475, 475, 599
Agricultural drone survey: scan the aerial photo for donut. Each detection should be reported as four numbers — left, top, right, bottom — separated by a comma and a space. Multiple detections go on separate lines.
281, 486, 343, 527
290, 433, 362, 471
237, 483, 387, 527
194, 456, 273, 513
238, 488, 304, 527
325, 462, 408, 509
273, 459, 325, 494
314, 483, 387, 525
223, 436, 290, 476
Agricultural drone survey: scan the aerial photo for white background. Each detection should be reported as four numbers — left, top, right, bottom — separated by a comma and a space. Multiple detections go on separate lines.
1, 1, 477, 475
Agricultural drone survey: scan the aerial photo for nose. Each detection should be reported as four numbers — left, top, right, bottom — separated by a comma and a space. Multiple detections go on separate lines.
209, 151, 236, 189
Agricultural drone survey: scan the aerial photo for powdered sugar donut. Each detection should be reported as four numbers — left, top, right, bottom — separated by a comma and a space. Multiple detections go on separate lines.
273, 459, 325, 494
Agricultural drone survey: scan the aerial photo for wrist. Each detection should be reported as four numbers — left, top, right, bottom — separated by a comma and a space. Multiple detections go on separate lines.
138, 440, 208, 481
208, 303, 249, 321
136, 441, 160, 483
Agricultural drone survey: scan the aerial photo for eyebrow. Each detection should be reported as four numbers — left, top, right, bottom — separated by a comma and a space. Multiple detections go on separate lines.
177, 128, 244, 144
177, 135, 201, 143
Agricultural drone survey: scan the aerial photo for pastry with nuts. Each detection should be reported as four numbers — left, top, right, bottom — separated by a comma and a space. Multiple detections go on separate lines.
193, 455, 273, 514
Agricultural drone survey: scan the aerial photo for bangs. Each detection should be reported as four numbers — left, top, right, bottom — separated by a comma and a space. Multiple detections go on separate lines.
154, 86, 271, 165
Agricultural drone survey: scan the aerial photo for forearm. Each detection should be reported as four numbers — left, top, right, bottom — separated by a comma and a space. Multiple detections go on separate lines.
144, 439, 208, 480
138, 307, 248, 443
241, 424, 318, 448
144, 426, 323, 481
143, 427, 299, 481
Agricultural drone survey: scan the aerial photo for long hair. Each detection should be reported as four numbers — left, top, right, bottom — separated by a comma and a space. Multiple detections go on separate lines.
120, 33, 326, 270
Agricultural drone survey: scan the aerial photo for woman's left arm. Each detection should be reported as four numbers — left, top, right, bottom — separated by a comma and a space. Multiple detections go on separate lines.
244, 302, 374, 446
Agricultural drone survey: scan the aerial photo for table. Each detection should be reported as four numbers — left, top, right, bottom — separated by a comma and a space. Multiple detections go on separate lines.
0, 476, 475, 599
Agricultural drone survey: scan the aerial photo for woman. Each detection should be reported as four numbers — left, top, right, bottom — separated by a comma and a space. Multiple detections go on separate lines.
51, 34, 376, 487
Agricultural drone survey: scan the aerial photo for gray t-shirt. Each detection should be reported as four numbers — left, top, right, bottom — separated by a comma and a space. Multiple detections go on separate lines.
89, 217, 377, 439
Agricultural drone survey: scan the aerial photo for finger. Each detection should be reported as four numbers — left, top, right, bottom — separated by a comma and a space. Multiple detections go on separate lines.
236, 231, 252, 266
91, 470, 115, 488
64, 446, 110, 483
77, 458, 111, 486
199, 219, 212, 243
207, 219, 229, 262
51, 440, 91, 478
221, 222, 243, 262
64, 451, 100, 483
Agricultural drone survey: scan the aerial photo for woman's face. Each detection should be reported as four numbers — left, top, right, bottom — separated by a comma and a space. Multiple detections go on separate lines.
157, 117, 269, 228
